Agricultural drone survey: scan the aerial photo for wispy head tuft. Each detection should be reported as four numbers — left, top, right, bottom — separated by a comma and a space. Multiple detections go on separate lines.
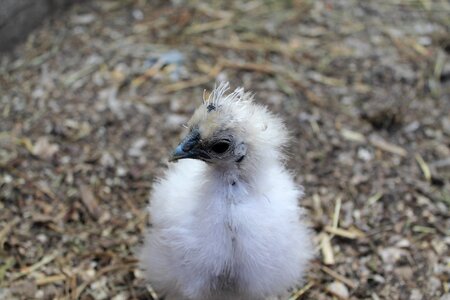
204, 82, 251, 110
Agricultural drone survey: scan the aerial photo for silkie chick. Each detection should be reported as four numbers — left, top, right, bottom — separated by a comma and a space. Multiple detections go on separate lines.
140, 82, 313, 300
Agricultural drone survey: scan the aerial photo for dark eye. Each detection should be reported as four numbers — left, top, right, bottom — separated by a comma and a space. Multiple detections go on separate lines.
211, 141, 230, 154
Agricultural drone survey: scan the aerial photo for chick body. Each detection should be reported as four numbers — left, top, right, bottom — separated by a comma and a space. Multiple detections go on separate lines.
140, 83, 313, 300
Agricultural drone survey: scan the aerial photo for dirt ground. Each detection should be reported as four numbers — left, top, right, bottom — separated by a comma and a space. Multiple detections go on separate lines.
1, 0, 449, 299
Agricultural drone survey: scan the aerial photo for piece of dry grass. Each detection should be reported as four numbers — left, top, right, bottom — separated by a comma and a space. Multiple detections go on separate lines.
12, 252, 59, 281
288, 281, 315, 300
369, 135, 407, 157
321, 233, 335, 265
324, 226, 365, 240
415, 154, 431, 182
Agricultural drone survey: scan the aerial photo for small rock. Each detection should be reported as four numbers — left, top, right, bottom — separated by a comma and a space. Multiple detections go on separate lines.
128, 138, 148, 157
440, 293, 450, 300
394, 266, 413, 280
86, 269, 96, 278
442, 117, 450, 135
372, 274, 385, 283
132, 9, 144, 20
9, 280, 37, 299
395, 239, 410, 248
357, 148, 373, 161
404, 121, 420, 133
116, 166, 127, 177
112, 291, 129, 300
379, 247, 407, 265
36, 234, 48, 244
35, 290, 44, 299
428, 276, 441, 293
431, 239, 448, 256
72, 14, 96, 25
100, 152, 115, 167
338, 152, 353, 166
410, 289, 423, 300
32, 137, 59, 160
134, 268, 144, 279
327, 281, 349, 299
0, 288, 15, 300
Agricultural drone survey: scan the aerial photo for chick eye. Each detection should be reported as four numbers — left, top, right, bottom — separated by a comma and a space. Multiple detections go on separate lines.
211, 141, 230, 154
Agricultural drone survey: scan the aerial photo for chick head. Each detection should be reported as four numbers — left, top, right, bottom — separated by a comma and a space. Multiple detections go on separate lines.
170, 82, 288, 167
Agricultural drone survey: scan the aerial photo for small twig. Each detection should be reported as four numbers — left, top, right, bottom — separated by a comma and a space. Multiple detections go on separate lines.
321, 233, 335, 265
340, 129, 366, 143
415, 154, 431, 182
220, 59, 279, 74
324, 226, 365, 239
146, 283, 160, 300
368, 192, 383, 205
36, 274, 66, 286
74, 262, 136, 299
369, 135, 407, 157
163, 75, 212, 93
200, 38, 296, 58
321, 265, 357, 289
163, 62, 222, 93
288, 281, 315, 300
332, 197, 342, 229
132, 60, 165, 87
0, 218, 20, 249
184, 19, 232, 35
12, 251, 59, 281
312, 194, 323, 218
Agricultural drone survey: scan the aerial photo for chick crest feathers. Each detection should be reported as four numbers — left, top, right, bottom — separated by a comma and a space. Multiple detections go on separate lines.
191, 82, 289, 164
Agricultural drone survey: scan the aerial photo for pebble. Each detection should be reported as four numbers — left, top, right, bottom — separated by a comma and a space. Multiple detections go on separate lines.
327, 281, 349, 299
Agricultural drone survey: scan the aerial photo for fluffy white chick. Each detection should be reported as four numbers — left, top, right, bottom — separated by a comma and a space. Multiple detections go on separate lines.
140, 82, 313, 300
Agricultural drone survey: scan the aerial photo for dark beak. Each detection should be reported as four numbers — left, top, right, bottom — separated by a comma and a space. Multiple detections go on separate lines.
169, 129, 201, 162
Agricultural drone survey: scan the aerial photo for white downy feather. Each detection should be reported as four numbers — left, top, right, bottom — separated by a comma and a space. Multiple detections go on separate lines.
140, 82, 313, 300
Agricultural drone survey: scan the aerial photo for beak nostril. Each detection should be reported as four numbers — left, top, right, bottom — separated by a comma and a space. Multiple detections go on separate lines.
182, 144, 192, 152
170, 129, 201, 161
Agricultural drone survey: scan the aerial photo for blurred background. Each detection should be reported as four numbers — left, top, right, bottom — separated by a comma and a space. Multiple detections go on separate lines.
0, 0, 449, 299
